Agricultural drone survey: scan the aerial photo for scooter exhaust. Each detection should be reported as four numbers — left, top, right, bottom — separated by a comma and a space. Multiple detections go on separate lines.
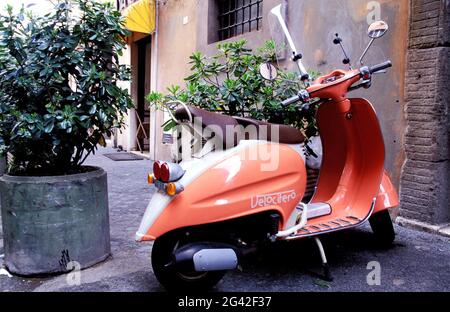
173, 243, 239, 272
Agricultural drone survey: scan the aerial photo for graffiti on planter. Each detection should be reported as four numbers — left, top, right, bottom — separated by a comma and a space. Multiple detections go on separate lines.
59, 249, 71, 271
60, 249, 81, 286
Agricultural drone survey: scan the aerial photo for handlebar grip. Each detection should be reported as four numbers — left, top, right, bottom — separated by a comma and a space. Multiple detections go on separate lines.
369, 60, 392, 74
282, 95, 300, 107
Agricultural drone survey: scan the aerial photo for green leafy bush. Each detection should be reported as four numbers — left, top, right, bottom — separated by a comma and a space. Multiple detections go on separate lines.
0, 0, 133, 176
147, 40, 319, 139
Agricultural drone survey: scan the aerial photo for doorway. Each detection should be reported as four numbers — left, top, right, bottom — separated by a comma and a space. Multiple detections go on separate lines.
135, 36, 152, 155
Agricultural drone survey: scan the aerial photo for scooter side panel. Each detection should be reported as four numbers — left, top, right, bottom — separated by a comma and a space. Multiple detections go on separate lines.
142, 142, 307, 240
137, 141, 264, 241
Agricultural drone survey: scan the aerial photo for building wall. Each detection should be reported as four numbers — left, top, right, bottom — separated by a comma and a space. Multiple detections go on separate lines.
152, 0, 199, 160
116, 0, 198, 160
399, 0, 450, 224
117, 0, 450, 225
119, 0, 410, 210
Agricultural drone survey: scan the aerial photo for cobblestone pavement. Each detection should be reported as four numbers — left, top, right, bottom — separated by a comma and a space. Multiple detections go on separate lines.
1, 147, 449, 292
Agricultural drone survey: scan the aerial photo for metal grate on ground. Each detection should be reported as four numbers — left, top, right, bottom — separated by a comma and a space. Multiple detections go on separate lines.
104, 153, 145, 161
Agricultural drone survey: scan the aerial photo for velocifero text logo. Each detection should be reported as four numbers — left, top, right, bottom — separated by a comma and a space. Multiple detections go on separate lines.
251, 190, 297, 209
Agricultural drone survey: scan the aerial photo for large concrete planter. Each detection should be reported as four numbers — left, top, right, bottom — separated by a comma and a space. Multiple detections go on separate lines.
0, 167, 111, 276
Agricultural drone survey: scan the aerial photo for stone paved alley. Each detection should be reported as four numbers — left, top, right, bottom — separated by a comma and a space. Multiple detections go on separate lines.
1, 148, 449, 292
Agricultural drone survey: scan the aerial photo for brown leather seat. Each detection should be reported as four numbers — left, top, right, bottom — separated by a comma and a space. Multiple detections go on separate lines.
175, 107, 240, 148
174, 107, 305, 148
234, 117, 305, 145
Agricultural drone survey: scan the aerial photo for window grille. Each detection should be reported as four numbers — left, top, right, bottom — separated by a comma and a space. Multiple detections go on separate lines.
217, 0, 263, 41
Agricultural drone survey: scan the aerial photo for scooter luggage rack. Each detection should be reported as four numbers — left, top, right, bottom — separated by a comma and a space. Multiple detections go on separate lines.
286, 215, 363, 240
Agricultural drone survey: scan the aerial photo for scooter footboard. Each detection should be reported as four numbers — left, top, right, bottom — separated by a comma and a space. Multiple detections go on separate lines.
284, 170, 399, 240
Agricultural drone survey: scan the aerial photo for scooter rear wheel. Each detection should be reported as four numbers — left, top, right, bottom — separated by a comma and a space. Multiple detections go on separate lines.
369, 210, 395, 247
151, 232, 226, 291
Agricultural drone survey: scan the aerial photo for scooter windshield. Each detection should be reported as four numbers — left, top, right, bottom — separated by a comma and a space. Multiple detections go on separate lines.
267, 4, 309, 81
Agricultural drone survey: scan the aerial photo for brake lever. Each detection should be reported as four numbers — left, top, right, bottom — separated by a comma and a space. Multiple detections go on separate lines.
297, 103, 310, 111
348, 79, 371, 92
373, 70, 387, 74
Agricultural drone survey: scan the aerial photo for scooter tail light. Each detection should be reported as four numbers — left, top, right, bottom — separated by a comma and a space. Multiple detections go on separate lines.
157, 162, 186, 183
160, 162, 170, 183
153, 161, 161, 180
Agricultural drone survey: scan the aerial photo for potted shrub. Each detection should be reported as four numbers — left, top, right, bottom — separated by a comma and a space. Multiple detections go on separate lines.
0, 0, 133, 275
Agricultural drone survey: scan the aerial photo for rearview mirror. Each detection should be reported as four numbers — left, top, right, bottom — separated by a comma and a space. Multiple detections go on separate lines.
359, 21, 389, 65
368, 21, 389, 39
259, 63, 278, 81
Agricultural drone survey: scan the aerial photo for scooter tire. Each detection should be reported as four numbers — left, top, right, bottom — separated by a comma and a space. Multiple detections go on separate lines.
151, 233, 226, 292
369, 210, 395, 247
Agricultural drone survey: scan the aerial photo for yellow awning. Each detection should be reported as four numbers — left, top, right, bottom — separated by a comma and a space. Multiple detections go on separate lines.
123, 0, 156, 35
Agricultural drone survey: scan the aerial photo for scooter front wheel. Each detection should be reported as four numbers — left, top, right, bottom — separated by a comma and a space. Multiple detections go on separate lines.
151, 232, 226, 291
369, 210, 395, 247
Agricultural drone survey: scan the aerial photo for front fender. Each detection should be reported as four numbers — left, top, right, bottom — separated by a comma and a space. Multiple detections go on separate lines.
373, 171, 399, 214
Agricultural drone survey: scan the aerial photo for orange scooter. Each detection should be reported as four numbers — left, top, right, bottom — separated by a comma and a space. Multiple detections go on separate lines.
136, 6, 399, 291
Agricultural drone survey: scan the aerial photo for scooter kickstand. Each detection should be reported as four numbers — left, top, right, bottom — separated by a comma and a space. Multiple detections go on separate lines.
314, 237, 333, 282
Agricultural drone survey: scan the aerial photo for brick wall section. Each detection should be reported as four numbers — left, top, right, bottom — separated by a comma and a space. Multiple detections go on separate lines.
400, 0, 450, 224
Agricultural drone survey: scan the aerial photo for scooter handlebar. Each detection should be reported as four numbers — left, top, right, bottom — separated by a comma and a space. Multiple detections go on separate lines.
369, 60, 392, 74
282, 89, 310, 107
282, 61, 392, 106
281, 95, 301, 107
